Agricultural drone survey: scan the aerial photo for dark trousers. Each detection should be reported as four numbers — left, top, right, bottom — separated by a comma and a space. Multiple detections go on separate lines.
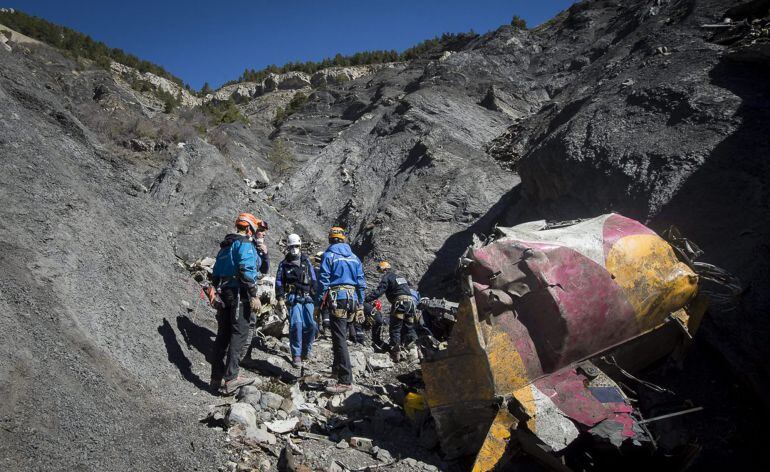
327, 299, 353, 385
348, 321, 365, 344
370, 311, 386, 348
389, 302, 417, 350
211, 286, 250, 383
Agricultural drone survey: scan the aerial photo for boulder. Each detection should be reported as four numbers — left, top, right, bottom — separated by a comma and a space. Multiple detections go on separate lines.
236, 385, 261, 401
227, 403, 257, 430
244, 425, 277, 445
260, 391, 284, 410
279, 396, 296, 413
240, 394, 263, 412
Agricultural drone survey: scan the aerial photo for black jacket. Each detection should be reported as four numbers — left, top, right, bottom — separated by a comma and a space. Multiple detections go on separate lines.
275, 254, 317, 299
365, 271, 412, 304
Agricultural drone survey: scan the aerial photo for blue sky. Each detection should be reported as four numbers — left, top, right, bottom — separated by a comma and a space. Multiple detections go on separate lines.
12, 1, 576, 89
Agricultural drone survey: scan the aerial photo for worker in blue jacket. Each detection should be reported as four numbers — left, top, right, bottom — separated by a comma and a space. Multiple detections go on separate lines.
318, 226, 366, 394
210, 212, 263, 395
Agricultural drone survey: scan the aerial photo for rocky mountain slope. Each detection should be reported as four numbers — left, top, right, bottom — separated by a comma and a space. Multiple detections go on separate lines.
1, 0, 769, 470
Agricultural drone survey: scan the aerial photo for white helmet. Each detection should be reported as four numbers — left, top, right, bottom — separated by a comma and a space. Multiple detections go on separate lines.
287, 233, 302, 247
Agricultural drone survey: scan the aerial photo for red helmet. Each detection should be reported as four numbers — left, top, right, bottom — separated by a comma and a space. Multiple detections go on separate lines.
235, 212, 261, 235
374, 299, 382, 311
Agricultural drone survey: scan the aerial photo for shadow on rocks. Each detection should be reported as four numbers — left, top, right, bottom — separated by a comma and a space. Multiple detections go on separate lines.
418, 185, 522, 297
158, 318, 210, 392
176, 314, 216, 363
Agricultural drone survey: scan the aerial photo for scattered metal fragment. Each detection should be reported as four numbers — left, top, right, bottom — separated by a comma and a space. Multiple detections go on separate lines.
638, 406, 704, 424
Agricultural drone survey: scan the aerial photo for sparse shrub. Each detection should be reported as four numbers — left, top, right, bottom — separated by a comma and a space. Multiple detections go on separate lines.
94, 55, 112, 70
207, 128, 231, 155
511, 15, 527, 29
201, 99, 248, 125
224, 32, 478, 87
267, 137, 295, 177
272, 91, 308, 127
199, 82, 212, 97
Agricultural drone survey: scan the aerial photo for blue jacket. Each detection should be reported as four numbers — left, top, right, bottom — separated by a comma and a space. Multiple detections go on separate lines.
319, 243, 366, 303
212, 234, 261, 291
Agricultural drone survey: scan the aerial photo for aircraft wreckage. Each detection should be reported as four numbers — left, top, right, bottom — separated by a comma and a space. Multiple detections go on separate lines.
422, 213, 714, 471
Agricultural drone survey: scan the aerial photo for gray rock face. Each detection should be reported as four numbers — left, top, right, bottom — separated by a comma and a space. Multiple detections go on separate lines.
503, 0, 770, 406
1, 1, 768, 469
263, 71, 311, 92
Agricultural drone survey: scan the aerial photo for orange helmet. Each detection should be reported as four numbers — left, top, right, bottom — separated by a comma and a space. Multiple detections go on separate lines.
329, 226, 346, 242
377, 261, 391, 272
235, 212, 261, 235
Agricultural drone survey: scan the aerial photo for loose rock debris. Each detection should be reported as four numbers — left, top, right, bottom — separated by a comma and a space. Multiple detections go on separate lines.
203, 331, 449, 472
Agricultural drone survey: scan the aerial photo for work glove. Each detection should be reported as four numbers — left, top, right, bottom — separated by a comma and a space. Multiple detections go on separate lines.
355, 307, 365, 324
278, 298, 286, 308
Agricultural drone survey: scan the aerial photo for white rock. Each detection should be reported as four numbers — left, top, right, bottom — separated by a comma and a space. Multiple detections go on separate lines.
227, 403, 257, 430
264, 417, 299, 434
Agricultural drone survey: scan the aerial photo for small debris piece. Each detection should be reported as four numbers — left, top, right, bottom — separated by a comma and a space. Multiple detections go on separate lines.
348, 436, 373, 452
336, 439, 349, 449
265, 417, 300, 434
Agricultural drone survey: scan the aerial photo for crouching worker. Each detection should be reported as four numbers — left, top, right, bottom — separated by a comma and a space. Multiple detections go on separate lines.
365, 261, 417, 362
210, 212, 263, 395
276, 233, 318, 369
364, 299, 387, 351
318, 227, 366, 394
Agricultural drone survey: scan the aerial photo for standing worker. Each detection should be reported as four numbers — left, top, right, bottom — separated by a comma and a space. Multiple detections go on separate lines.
209, 212, 263, 395
275, 234, 318, 369
318, 227, 366, 394
365, 261, 417, 362
312, 251, 329, 336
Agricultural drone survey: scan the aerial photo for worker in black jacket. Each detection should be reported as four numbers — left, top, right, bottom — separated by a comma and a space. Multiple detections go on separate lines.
365, 261, 417, 361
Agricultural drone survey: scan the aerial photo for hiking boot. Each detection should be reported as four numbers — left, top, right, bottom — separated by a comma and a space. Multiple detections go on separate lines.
209, 378, 223, 394
325, 383, 352, 394
222, 376, 255, 396
292, 356, 302, 369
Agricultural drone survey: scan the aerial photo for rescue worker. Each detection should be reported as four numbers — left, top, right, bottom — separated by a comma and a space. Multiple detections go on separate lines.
312, 251, 328, 336
365, 261, 417, 362
275, 234, 317, 369
253, 221, 270, 274
318, 227, 366, 394
364, 299, 387, 351
210, 212, 263, 395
